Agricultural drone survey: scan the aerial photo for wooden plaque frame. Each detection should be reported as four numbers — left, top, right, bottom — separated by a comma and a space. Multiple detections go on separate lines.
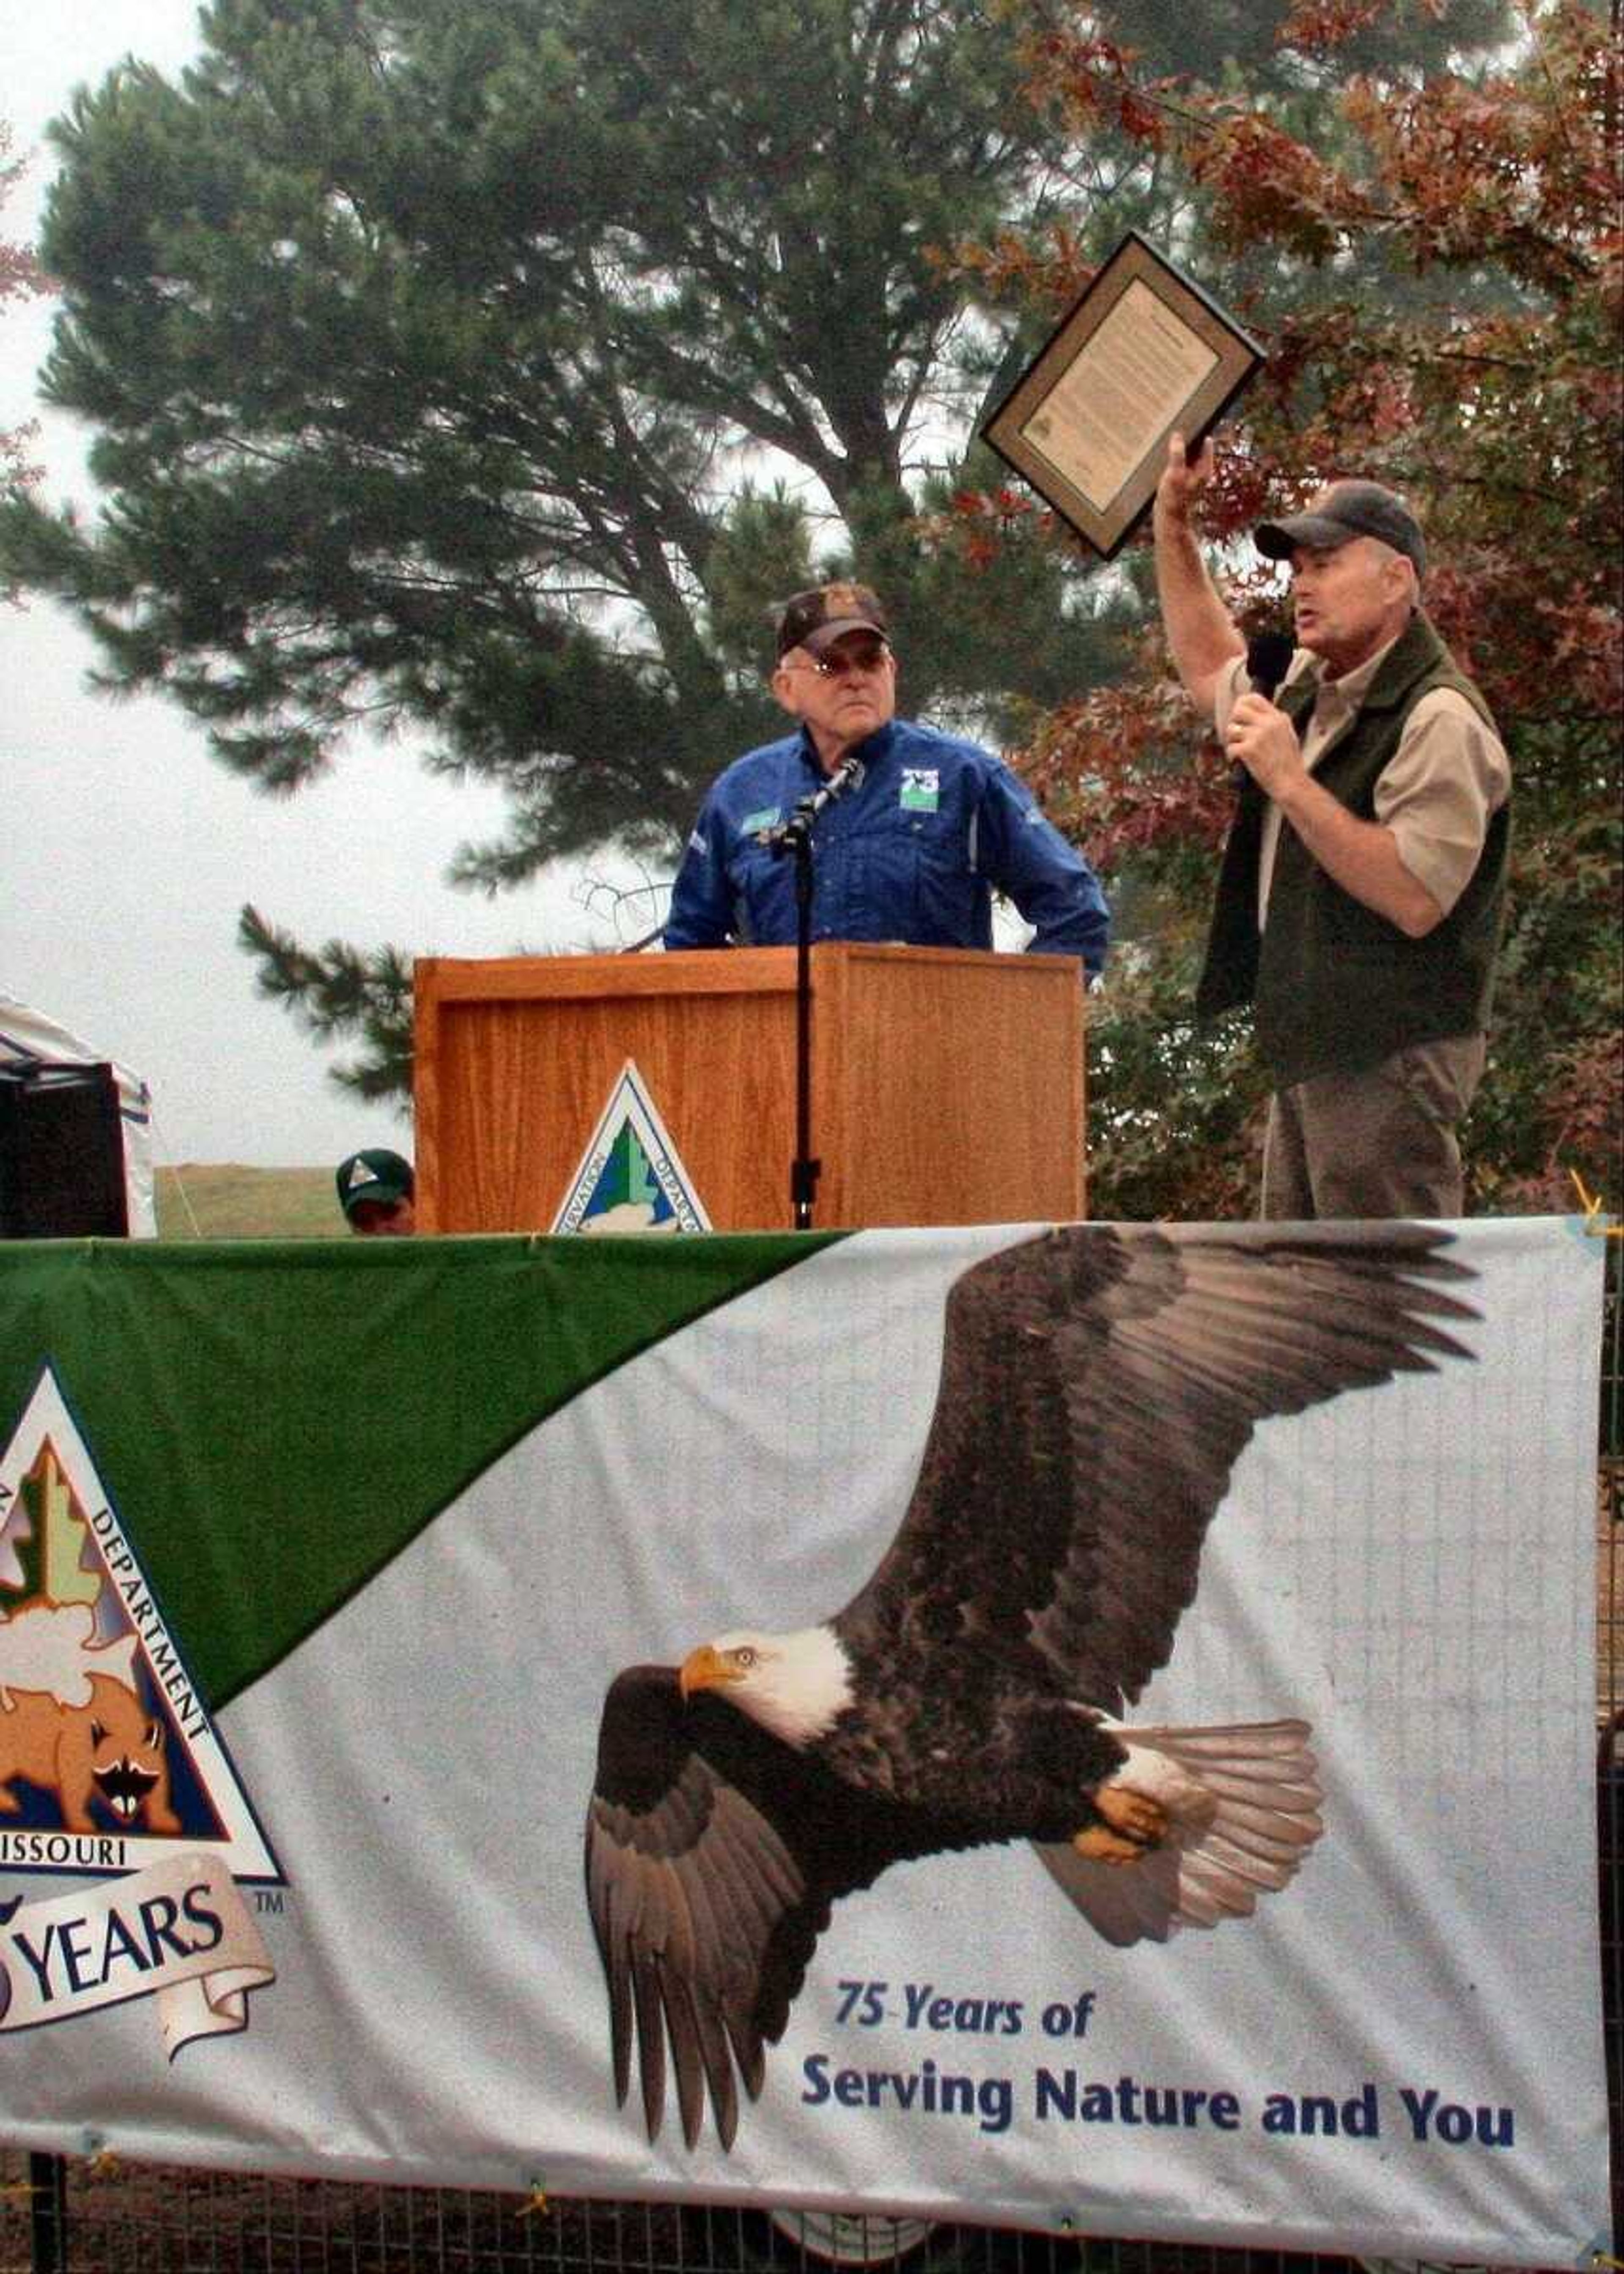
982, 230, 1264, 560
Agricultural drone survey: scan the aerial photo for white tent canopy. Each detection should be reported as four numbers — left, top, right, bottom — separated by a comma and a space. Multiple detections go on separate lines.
0, 991, 157, 1236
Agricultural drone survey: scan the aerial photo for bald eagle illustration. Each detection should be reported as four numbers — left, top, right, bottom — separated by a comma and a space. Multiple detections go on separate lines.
585, 1222, 1475, 2151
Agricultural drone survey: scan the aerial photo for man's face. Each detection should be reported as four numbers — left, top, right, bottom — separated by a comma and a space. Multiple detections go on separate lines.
348, 1196, 415, 1236
1287, 522, 1413, 674
772, 631, 897, 770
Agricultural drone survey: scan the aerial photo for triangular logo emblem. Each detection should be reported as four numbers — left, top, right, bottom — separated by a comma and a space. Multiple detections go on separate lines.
0, 1370, 283, 1884
551, 1060, 711, 1234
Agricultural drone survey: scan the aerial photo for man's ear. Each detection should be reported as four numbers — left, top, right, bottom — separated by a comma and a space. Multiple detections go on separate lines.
1377, 546, 1418, 608
770, 661, 803, 720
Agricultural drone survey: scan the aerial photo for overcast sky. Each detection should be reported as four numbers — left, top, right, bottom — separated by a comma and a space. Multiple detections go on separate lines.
1, 3, 650, 1167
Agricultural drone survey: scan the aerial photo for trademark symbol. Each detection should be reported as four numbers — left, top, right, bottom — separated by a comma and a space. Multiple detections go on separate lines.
253, 1888, 285, 1916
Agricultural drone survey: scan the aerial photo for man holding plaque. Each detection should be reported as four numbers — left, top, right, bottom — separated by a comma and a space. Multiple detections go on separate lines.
664, 583, 1109, 972
1152, 435, 1509, 1220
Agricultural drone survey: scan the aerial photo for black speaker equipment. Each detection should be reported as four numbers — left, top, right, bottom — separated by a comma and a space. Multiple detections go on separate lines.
0, 1059, 130, 1238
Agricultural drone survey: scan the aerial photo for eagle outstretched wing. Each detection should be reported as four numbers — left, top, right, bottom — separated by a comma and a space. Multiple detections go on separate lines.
836, 1222, 1476, 1708
586, 1666, 959, 2150
587, 1223, 1477, 2149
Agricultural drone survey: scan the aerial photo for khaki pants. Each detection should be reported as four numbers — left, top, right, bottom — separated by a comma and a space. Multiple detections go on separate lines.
1260, 1034, 1486, 1221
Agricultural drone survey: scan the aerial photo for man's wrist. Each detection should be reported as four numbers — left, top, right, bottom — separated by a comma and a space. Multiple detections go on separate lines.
1153, 503, 1202, 553
1271, 764, 1320, 821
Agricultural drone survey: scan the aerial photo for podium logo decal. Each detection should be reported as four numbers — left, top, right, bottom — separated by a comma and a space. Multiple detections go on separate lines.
552, 1059, 711, 1235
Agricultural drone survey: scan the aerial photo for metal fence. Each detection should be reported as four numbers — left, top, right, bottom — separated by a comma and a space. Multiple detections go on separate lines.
5, 1239, 1621, 2274
0, 2170, 1424, 2274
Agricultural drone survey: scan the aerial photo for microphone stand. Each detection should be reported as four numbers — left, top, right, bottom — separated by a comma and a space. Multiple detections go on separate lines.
787, 821, 819, 1230
764, 751, 864, 1231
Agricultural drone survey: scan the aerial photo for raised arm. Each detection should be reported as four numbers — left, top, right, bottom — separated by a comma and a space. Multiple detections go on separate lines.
1152, 433, 1245, 719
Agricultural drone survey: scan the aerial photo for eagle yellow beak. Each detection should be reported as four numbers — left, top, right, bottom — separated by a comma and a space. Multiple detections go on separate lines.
679, 1643, 735, 1701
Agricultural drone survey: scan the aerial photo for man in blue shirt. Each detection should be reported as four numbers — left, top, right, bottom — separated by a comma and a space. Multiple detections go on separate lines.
664, 583, 1109, 973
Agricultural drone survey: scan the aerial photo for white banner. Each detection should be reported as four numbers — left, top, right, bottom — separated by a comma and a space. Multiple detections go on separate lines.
0, 1853, 273, 2053
0, 1218, 1608, 2266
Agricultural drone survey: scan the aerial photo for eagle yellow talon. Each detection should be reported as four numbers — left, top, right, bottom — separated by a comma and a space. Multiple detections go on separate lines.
1074, 1782, 1167, 1863
1073, 1824, 1148, 1864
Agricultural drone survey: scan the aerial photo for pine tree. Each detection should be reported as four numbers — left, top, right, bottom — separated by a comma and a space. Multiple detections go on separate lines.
0, 0, 1130, 1093
0, 122, 49, 591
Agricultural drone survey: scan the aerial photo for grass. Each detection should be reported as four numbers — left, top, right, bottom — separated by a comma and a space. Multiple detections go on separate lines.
154, 1163, 346, 1240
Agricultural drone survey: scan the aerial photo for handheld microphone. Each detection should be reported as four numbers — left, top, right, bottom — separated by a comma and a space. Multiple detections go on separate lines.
1231, 630, 1295, 791
1245, 630, 1295, 702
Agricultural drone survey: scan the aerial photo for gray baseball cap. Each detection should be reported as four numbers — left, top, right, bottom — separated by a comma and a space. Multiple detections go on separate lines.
1254, 481, 1426, 577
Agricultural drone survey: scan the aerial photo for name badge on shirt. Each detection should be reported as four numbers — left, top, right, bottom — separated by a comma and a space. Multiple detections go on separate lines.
741, 806, 782, 840
899, 768, 939, 813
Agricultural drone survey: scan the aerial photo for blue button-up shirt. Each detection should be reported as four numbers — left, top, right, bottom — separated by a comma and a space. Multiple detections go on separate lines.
664, 719, 1109, 973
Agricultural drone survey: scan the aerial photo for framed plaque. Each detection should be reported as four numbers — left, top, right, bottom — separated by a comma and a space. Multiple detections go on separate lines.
982, 230, 1264, 561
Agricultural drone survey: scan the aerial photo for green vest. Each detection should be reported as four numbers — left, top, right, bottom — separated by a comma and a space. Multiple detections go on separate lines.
1196, 613, 1509, 1089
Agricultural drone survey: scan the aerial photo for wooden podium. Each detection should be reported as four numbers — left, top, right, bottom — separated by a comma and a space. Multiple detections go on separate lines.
414, 945, 1084, 1233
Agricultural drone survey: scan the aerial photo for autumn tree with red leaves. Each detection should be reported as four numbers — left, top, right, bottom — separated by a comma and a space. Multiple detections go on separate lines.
953, 0, 1621, 1219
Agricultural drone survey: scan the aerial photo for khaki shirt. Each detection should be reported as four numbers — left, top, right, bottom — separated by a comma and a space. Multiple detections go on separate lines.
1215, 631, 1510, 927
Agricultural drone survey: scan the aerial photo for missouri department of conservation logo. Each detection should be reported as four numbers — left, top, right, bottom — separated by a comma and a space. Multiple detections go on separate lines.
899, 768, 939, 812
552, 1060, 710, 1234
0, 1369, 278, 2052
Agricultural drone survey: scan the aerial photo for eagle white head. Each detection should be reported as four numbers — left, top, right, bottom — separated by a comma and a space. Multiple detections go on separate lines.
679, 1625, 853, 1749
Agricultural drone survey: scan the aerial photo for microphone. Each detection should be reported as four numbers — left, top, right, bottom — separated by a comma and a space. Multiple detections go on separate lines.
766, 752, 866, 853
1245, 630, 1295, 701
1231, 630, 1295, 791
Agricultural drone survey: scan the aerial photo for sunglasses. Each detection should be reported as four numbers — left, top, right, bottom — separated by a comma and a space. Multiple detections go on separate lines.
790, 639, 891, 681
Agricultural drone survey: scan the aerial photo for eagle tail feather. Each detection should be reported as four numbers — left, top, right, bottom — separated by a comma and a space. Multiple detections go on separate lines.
1193, 1797, 1324, 1856
1033, 1716, 1324, 1948
1032, 1843, 1184, 1945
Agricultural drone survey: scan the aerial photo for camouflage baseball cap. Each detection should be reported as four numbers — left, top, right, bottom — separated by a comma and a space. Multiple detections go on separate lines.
776, 582, 890, 658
